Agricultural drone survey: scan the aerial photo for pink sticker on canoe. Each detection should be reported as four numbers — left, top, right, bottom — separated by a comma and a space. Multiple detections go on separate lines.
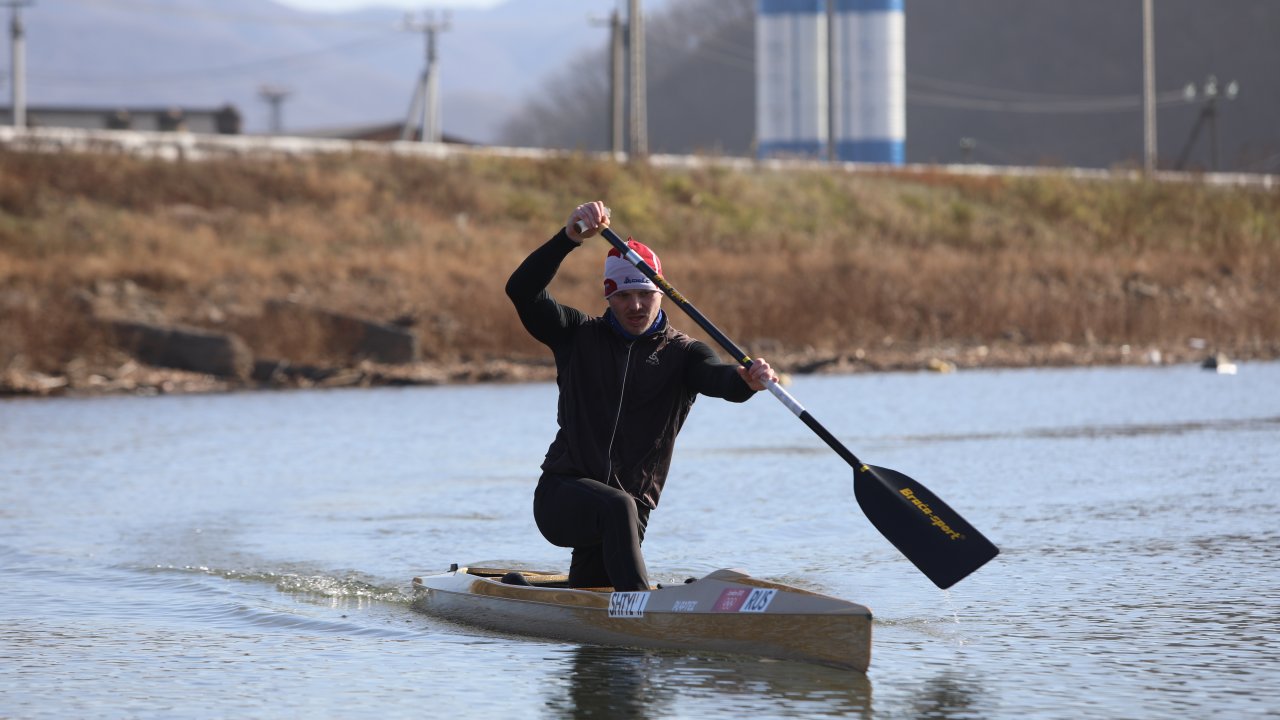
713, 588, 749, 612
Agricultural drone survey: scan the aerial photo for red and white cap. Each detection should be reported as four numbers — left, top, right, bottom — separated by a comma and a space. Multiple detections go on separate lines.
603, 238, 662, 298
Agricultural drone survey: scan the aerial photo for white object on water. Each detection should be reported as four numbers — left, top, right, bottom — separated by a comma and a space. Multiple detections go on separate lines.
1202, 353, 1238, 375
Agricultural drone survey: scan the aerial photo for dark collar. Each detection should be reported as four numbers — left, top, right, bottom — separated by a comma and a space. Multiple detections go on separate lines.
605, 308, 667, 341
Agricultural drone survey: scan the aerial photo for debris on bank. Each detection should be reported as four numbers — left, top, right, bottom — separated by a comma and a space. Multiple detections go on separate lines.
1, 341, 1252, 399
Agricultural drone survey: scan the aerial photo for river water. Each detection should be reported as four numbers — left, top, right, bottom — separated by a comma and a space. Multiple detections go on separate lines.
2, 361, 1278, 719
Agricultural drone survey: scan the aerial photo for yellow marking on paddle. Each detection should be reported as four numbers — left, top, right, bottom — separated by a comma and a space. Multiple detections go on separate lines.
899, 487, 966, 541
654, 276, 687, 304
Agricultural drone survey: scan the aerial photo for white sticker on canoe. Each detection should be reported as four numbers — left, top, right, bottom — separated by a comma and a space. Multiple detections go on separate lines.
713, 587, 777, 613
739, 588, 777, 613
608, 591, 651, 618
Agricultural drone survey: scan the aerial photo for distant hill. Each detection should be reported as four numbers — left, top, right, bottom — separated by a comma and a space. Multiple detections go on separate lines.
505, 0, 1280, 173
12, 0, 628, 142
7, 0, 1278, 172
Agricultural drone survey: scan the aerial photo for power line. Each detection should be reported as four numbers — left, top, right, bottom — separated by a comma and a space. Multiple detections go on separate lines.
27, 31, 401, 87
750, 61, 1200, 115
912, 74, 1148, 102
646, 32, 1183, 113
1248, 151, 1280, 172
645, 32, 753, 72
907, 87, 1193, 114
56, 0, 396, 30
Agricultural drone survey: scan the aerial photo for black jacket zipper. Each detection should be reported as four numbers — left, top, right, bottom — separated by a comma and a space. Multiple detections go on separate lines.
603, 339, 635, 489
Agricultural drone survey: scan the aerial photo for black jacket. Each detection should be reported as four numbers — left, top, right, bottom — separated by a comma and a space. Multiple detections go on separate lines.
506, 229, 755, 509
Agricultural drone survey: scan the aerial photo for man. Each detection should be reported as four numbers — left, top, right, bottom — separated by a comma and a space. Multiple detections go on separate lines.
505, 200, 777, 592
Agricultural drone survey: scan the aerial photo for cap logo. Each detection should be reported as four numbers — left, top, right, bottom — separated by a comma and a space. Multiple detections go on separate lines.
603, 238, 662, 298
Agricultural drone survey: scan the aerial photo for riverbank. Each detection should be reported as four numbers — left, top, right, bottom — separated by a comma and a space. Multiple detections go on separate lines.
2, 146, 1277, 398
0, 338, 1256, 398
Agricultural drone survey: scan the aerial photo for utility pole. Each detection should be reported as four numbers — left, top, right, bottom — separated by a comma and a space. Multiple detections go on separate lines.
608, 9, 625, 155
827, 1, 835, 162
5, 0, 33, 129
627, 0, 646, 157
1141, 0, 1156, 174
259, 85, 291, 135
401, 11, 450, 143
1174, 75, 1239, 172
589, 9, 625, 155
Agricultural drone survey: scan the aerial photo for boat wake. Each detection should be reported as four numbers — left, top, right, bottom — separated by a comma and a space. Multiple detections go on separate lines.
146, 563, 414, 604
124, 563, 432, 639
700, 414, 1280, 455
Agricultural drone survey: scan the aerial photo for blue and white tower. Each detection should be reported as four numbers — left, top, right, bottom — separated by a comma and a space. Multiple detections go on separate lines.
830, 0, 905, 164
756, 0, 829, 159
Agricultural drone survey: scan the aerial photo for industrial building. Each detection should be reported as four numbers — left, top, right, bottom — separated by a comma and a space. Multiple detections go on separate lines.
756, 0, 905, 164
0, 104, 242, 135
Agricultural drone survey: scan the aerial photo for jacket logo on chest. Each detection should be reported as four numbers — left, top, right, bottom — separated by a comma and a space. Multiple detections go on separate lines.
646, 335, 669, 366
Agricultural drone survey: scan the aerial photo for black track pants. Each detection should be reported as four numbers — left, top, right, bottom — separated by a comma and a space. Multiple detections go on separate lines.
533, 473, 651, 591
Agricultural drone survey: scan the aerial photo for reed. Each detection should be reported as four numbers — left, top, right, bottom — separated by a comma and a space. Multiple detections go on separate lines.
2, 147, 1277, 377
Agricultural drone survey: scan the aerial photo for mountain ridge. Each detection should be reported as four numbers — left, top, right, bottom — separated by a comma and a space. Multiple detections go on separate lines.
7, 0, 1278, 171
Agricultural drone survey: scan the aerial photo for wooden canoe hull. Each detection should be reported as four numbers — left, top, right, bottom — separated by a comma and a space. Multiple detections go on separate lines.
411, 566, 872, 671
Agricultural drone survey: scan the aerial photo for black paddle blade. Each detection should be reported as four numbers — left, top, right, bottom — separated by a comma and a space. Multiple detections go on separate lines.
853, 464, 999, 589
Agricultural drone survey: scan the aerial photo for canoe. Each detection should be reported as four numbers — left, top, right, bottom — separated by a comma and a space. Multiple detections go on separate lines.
411, 564, 872, 671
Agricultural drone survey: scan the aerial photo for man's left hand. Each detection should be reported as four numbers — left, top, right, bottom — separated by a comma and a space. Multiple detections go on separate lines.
738, 358, 778, 392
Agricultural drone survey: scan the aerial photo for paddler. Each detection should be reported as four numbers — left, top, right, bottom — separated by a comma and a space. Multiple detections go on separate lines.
505, 200, 777, 592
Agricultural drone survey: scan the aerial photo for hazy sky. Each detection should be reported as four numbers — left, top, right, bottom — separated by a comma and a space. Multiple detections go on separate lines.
274, 0, 508, 11
274, 0, 644, 16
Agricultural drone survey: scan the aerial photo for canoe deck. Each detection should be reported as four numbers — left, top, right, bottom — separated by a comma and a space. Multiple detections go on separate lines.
411, 565, 872, 671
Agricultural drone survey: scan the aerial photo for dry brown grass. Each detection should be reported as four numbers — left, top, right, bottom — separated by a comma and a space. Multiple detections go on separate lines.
2, 146, 1278, 378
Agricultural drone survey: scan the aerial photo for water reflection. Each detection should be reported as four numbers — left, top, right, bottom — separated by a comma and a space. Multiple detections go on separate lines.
895, 414, 1280, 444
699, 414, 1280, 456
541, 645, 873, 719
905, 670, 988, 719
5, 363, 1279, 719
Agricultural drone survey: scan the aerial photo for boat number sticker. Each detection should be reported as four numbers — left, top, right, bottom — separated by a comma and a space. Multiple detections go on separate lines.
608, 591, 651, 618
739, 588, 777, 613
713, 588, 748, 612
713, 588, 777, 613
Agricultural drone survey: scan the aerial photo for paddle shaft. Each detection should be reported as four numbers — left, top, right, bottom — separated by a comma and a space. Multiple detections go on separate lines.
596, 227, 862, 468
590, 222, 999, 588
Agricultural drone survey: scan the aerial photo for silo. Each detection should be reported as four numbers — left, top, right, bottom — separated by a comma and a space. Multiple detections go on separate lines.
831, 0, 905, 164
756, 0, 829, 159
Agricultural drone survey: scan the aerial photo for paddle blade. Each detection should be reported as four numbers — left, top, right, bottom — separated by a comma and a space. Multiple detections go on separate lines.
853, 464, 999, 589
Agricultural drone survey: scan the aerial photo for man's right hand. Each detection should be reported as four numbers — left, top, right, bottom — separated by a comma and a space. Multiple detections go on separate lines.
565, 201, 611, 244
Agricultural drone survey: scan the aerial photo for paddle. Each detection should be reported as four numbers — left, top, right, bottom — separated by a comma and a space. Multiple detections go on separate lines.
587, 222, 999, 589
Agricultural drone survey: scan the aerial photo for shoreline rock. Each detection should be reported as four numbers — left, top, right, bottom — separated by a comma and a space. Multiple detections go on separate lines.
1, 343, 1265, 399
